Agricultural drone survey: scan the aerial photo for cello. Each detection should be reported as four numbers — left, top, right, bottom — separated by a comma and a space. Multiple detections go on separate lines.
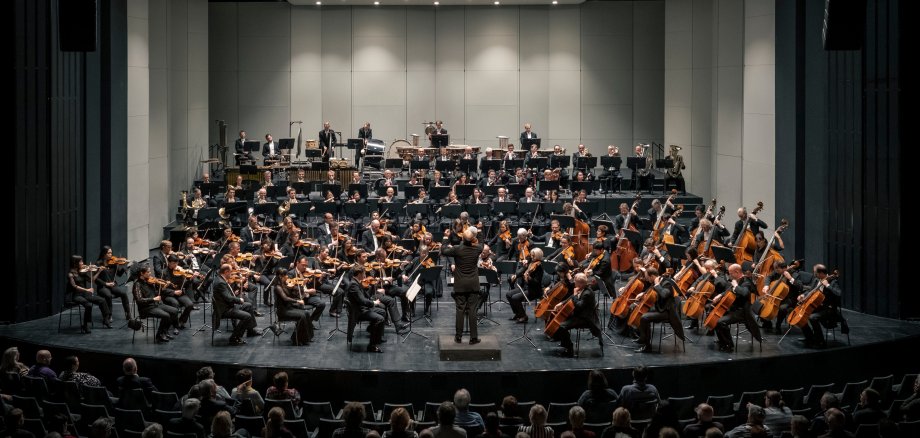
627, 268, 674, 328
673, 251, 701, 297
786, 270, 839, 328
757, 259, 801, 321
702, 286, 736, 330
753, 219, 788, 294
681, 264, 722, 319
610, 195, 641, 272
544, 300, 575, 337
697, 206, 726, 259
535, 280, 569, 319
610, 260, 649, 317
732, 201, 764, 262
651, 190, 678, 243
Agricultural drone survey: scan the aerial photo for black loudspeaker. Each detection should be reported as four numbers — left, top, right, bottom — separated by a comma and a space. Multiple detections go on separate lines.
822, 0, 865, 51
58, 0, 97, 52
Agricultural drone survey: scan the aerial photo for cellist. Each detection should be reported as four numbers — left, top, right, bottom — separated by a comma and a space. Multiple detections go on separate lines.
795, 264, 843, 348
752, 231, 785, 264
639, 238, 671, 271
758, 260, 802, 334
711, 262, 762, 352
683, 259, 727, 331
631, 268, 681, 353
689, 218, 729, 251
550, 273, 603, 358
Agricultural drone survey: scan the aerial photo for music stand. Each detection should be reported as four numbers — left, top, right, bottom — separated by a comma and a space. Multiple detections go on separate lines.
440, 204, 462, 219
429, 186, 451, 202
253, 202, 279, 219
518, 202, 540, 223
459, 158, 477, 175
656, 158, 674, 170
434, 160, 456, 173
406, 202, 430, 219
411, 266, 444, 327
492, 202, 517, 217
430, 134, 449, 148
506, 184, 527, 198
665, 243, 687, 261
550, 155, 570, 169
322, 183, 342, 199
538, 180, 559, 193
343, 202, 369, 220
410, 159, 430, 172
326, 274, 349, 340
506, 283, 538, 349
311, 161, 330, 171
505, 158, 524, 171
711, 245, 738, 265
570, 181, 596, 195
576, 200, 598, 215
575, 156, 598, 172
482, 185, 502, 197
521, 138, 541, 150
288, 202, 312, 221
455, 184, 475, 199
593, 219, 616, 234
243, 141, 261, 156
289, 182, 309, 195
403, 185, 421, 200
467, 203, 490, 220
626, 157, 647, 194
312, 201, 339, 219
384, 158, 403, 171
348, 183, 368, 200
543, 202, 564, 216
480, 159, 502, 173
601, 156, 623, 171
527, 157, 548, 171
198, 182, 221, 198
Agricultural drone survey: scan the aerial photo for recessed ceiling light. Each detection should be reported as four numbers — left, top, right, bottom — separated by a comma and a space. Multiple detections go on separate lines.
374, 1, 379, 4
494, 1, 500, 4
315, 1, 321, 4
433, 1, 439, 4
552, 0, 558, 4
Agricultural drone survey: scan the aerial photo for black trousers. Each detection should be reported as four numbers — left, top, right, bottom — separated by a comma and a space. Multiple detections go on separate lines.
222, 308, 256, 340
357, 308, 385, 345
454, 293, 481, 339
636, 311, 670, 345
373, 293, 400, 325
664, 175, 685, 193
163, 294, 194, 326
303, 295, 326, 321
141, 305, 179, 337
554, 317, 602, 349
97, 285, 131, 318
800, 309, 838, 343
74, 293, 110, 325
278, 307, 313, 344
507, 286, 538, 318
386, 285, 410, 321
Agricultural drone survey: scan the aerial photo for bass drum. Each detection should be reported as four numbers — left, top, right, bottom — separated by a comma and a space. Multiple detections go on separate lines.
365, 138, 386, 155
386, 139, 413, 160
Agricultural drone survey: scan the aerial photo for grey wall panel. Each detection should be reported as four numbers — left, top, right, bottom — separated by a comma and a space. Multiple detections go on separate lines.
519, 7, 549, 72
354, 72, 408, 106
547, 70, 580, 141
238, 37, 292, 71
406, 9, 436, 72
581, 70, 633, 105
581, 35, 633, 71
291, 7, 322, 72
715, 65, 743, 156
465, 106, 518, 147
465, 7, 519, 36
465, 35, 519, 71
239, 106, 292, 142
291, 71, 323, 130
633, 68, 664, 143
322, 8, 353, 72
210, 70, 238, 132
717, 0, 744, 66
353, 37, 407, 72
519, 70, 549, 137
238, 2, 291, 38
353, 105, 407, 146
581, 104, 632, 146
435, 70, 465, 141
238, 70, 291, 108
690, 145, 712, 196
406, 70, 436, 138
714, 153, 742, 207
353, 8, 406, 37
465, 70, 519, 106
548, 6, 580, 71
580, 1, 634, 35
690, 67, 713, 146
634, 1, 665, 71
435, 7, 465, 71
321, 71, 353, 131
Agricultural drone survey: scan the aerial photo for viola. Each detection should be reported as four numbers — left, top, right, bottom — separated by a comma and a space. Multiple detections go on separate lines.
172, 267, 195, 279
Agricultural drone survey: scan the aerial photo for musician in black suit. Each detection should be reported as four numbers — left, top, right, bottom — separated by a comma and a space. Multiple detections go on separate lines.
758, 260, 802, 334
581, 242, 614, 296
347, 267, 386, 352
506, 248, 545, 323
162, 256, 196, 329
151, 240, 173, 279
442, 228, 485, 343
432, 120, 447, 135
730, 207, 768, 244
713, 262, 762, 352
633, 268, 682, 353
796, 264, 843, 348
234, 130, 254, 164
552, 273, 603, 357
132, 266, 179, 344
537, 220, 563, 250
520, 123, 537, 143
357, 122, 372, 167
262, 133, 280, 161
212, 264, 257, 346
319, 121, 337, 162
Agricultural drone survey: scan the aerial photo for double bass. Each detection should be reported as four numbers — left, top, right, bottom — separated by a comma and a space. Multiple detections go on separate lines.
786, 270, 839, 328
753, 219, 789, 294
610, 195, 641, 272
570, 204, 592, 262
689, 198, 717, 242
651, 190, 678, 243
732, 201, 764, 262
697, 206, 726, 259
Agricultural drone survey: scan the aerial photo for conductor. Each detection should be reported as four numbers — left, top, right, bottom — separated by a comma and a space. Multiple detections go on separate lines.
442, 228, 483, 344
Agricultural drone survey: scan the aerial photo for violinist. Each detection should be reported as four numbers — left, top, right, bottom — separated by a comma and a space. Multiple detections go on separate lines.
342, 239, 359, 264
712, 262, 761, 353
758, 260, 801, 334
348, 266, 386, 353
183, 238, 213, 282
225, 242, 260, 312
273, 268, 313, 345
94, 246, 132, 321
151, 240, 177, 279
404, 221, 426, 242
318, 225, 345, 258
539, 220, 563, 249
730, 207, 769, 245
547, 236, 577, 271
382, 237, 412, 262
212, 264, 258, 346
255, 241, 280, 287
796, 264, 843, 348
241, 216, 266, 252
292, 256, 327, 323
133, 265, 179, 343
632, 268, 682, 353
162, 256, 196, 329
216, 227, 239, 255
280, 230, 303, 260
275, 216, 299, 249
689, 218, 729, 250
67, 256, 112, 333
552, 273, 603, 358
370, 249, 412, 327
361, 219, 384, 252
318, 212, 336, 238
507, 247, 544, 323
405, 246, 438, 317
507, 228, 534, 263
594, 224, 613, 251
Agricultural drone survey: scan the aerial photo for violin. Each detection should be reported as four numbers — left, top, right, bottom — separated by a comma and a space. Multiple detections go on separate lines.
227, 234, 241, 242
360, 275, 380, 288
145, 277, 171, 287
106, 256, 130, 266
295, 239, 319, 248
286, 277, 306, 288
517, 240, 531, 262
413, 225, 428, 241
172, 267, 196, 278
523, 260, 541, 281
551, 230, 563, 241
193, 237, 212, 247
80, 264, 101, 273
235, 253, 255, 262
499, 229, 512, 243
421, 257, 435, 269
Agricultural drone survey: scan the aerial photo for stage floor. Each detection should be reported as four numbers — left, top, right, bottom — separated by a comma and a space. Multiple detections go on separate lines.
2, 295, 918, 374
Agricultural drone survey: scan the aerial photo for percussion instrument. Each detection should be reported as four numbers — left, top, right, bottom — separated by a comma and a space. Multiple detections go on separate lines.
411, 134, 420, 147
305, 139, 318, 149
365, 138, 386, 155
497, 136, 509, 149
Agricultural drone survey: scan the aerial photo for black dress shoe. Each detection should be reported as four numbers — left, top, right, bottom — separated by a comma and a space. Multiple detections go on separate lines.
515, 316, 529, 324
81, 325, 91, 334
329, 312, 340, 318
254, 311, 264, 317
509, 315, 519, 321
102, 321, 113, 329
469, 338, 481, 345
367, 345, 383, 353
156, 335, 170, 344
379, 337, 388, 343
192, 305, 200, 310
455, 336, 463, 343
635, 344, 653, 353
558, 348, 574, 358
172, 328, 180, 335
229, 337, 245, 346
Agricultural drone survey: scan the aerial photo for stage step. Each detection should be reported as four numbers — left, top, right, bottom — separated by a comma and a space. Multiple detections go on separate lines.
438, 335, 502, 361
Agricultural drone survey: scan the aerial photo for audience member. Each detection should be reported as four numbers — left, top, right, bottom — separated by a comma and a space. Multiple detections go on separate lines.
116, 358, 157, 407
809, 393, 849, 436
141, 423, 162, 438
89, 417, 114, 438
455, 389, 485, 429
168, 398, 206, 438
500, 396, 524, 425
578, 370, 618, 423
479, 412, 509, 438
263, 406, 294, 438
789, 415, 810, 438
760, 391, 792, 437
59, 356, 102, 387
725, 405, 770, 438
568, 406, 595, 438
851, 388, 886, 428
618, 367, 659, 413
518, 404, 553, 438
1, 347, 28, 376
211, 411, 247, 438
817, 408, 853, 438
198, 379, 237, 432
901, 375, 920, 421
643, 400, 679, 438
683, 404, 725, 438
189, 366, 232, 403
657, 428, 679, 438
26, 350, 57, 381
1, 408, 35, 438
384, 407, 419, 438
430, 402, 466, 438
333, 401, 371, 438
704, 429, 724, 438
230, 368, 264, 415
600, 408, 639, 438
